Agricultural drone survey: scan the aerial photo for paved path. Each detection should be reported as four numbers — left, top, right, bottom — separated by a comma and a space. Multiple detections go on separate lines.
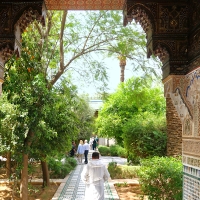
52, 151, 127, 200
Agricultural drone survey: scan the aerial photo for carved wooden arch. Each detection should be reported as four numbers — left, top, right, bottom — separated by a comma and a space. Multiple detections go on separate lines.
0, 2, 46, 67
153, 42, 170, 64
14, 7, 44, 57
123, 3, 171, 65
124, 3, 156, 33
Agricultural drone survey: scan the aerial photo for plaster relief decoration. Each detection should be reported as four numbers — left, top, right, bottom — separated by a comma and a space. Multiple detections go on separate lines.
186, 69, 200, 136
183, 115, 193, 136
170, 89, 190, 124
45, 0, 125, 10
163, 75, 192, 135
183, 140, 200, 157
183, 155, 200, 169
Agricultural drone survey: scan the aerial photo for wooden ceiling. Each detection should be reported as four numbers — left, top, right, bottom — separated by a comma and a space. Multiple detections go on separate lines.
44, 0, 125, 10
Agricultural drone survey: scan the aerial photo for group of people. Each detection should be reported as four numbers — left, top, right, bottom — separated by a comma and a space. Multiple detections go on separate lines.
69, 137, 110, 200
89, 136, 99, 151
70, 136, 99, 164
70, 139, 90, 164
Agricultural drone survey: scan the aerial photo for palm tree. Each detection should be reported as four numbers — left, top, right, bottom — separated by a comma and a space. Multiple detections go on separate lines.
118, 55, 126, 82
108, 40, 133, 83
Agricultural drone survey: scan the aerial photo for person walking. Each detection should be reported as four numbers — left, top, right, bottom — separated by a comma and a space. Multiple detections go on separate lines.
83, 139, 90, 164
81, 152, 110, 200
92, 138, 97, 151
69, 141, 76, 157
89, 137, 93, 150
77, 140, 84, 164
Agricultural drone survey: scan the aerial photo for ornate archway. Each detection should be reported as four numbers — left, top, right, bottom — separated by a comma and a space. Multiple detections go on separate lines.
123, 1, 200, 198
1, 0, 200, 198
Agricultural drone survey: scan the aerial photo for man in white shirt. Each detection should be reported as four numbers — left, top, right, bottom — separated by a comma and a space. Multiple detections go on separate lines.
83, 139, 90, 164
81, 152, 110, 200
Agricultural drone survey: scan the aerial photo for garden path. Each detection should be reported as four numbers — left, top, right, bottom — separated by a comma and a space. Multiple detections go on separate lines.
52, 150, 127, 200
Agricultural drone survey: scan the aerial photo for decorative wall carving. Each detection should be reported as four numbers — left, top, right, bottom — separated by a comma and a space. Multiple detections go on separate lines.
45, 0, 125, 10
124, 2, 189, 78
190, 0, 200, 27
14, 8, 41, 58
183, 140, 200, 156
159, 5, 188, 33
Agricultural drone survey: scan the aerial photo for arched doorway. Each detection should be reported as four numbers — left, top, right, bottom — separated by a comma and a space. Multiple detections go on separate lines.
1, 0, 200, 198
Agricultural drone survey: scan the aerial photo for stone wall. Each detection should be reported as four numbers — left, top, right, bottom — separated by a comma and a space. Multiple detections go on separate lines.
166, 97, 182, 156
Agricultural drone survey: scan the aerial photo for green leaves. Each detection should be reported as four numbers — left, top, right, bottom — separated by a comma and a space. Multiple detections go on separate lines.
96, 77, 166, 159
137, 156, 183, 200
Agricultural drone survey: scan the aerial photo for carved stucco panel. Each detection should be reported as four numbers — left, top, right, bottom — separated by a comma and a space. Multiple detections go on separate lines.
183, 115, 193, 136
170, 88, 191, 124
183, 140, 200, 156
163, 75, 193, 137
163, 68, 200, 138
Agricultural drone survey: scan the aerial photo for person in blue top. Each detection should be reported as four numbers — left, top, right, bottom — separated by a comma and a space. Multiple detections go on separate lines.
77, 140, 85, 164
83, 140, 90, 164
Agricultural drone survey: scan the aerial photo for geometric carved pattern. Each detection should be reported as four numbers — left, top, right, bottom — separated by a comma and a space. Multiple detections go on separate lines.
123, 2, 189, 78
45, 0, 125, 10
159, 5, 188, 33
183, 140, 200, 157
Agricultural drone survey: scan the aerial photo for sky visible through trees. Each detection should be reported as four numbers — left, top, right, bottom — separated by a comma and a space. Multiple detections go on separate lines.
65, 11, 162, 97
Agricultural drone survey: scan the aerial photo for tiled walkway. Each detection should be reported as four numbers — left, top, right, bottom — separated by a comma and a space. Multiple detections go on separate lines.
52, 151, 125, 200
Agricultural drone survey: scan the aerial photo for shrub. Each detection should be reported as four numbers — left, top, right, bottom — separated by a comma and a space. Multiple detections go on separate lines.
65, 156, 77, 168
123, 114, 167, 162
98, 145, 127, 158
117, 146, 127, 158
137, 156, 183, 200
48, 156, 77, 178
110, 145, 119, 156
108, 161, 121, 179
108, 161, 139, 179
98, 145, 110, 156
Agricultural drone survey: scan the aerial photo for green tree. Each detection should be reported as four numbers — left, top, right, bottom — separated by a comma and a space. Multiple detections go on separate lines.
3, 10, 161, 199
0, 94, 19, 178
95, 77, 166, 162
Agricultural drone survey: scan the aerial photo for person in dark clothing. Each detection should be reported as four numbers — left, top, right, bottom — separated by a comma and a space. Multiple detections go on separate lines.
70, 141, 76, 157
92, 138, 97, 151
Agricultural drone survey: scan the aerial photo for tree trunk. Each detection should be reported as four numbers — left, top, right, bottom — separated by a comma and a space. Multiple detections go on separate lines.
107, 138, 109, 147
120, 59, 126, 82
41, 160, 50, 187
6, 151, 11, 178
20, 129, 34, 199
20, 154, 29, 200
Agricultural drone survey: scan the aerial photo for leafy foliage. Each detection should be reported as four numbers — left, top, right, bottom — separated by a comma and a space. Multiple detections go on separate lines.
96, 77, 166, 161
137, 156, 183, 200
98, 145, 110, 156
108, 162, 139, 179
48, 156, 77, 179
98, 145, 127, 157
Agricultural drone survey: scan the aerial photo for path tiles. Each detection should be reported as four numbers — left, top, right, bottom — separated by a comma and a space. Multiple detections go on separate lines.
52, 163, 119, 200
